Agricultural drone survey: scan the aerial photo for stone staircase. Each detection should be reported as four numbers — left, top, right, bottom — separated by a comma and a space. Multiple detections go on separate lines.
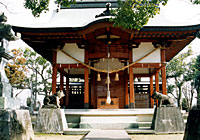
65, 109, 154, 131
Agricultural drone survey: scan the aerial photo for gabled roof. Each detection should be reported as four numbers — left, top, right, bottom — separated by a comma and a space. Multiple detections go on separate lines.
11, 0, 200, 63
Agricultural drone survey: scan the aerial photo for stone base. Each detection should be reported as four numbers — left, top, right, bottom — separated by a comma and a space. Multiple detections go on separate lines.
151, 107, 184, 133
84, 103, 89, 109
34, 108, 68, 133
183, 109, 200, 140
0, 109, 34, 140
0, 97, 21, 109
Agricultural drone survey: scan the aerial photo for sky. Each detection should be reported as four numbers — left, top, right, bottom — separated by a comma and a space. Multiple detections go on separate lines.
0, 0, 200, 56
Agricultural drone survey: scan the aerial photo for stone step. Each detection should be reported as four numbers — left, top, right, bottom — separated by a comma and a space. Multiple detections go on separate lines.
138, 122, 152, 127
68, 123, 79, 128
126, 128, 155, 134
80, 116, 139, 129
64, 128, 156, 135
67, 122, 152, 128
80, 116, 138, 123
80, 122, 139, 129
82, 130, 131, 140
64, 128, 91, 135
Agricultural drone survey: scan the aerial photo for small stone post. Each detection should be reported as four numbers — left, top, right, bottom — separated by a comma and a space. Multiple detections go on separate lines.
0, 13, 34, 140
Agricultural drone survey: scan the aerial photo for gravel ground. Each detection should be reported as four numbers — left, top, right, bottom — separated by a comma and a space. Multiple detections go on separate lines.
35, 134, 84, 140
35, 134, 184, 140
130, 134, 184, 140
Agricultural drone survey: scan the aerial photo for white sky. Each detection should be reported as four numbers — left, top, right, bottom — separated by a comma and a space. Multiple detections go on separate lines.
0, 0, 200, 56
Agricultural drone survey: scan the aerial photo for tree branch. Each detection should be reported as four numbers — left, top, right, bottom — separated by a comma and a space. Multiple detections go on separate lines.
15, 89, 24, 97
0, 1, 18, 14
169, 92, 178, 99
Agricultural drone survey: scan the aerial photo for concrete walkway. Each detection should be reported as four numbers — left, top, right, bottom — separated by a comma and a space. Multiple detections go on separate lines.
82, 130, 131, 140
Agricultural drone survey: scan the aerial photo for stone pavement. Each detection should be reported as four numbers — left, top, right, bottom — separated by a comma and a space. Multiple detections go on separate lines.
34, 133, 184, 140
82, 130, 131, 140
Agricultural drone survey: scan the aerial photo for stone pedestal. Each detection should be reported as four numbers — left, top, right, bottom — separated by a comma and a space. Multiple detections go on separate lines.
0, 109, 34, 140
151, 107, 184, 133
34, 108, 68, 133
183, 109, 200, 140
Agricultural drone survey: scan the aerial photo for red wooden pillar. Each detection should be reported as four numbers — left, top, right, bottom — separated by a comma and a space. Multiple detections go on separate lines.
155, 69, 160, 106
124, 69, 129, 108
84, 49, 89, 109
150, 75, 154, 108
90, 70, 96, 108
161, 49, 167, 95
65, 76, 69, 108
60, 68, 64, 91
129, 49, 135, 108
52, 51, 57, 94
60, 68, 64, 106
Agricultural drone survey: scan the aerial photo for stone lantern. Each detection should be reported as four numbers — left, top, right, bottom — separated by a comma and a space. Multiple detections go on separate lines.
0, 13, 21, 109
0, 13, 34, 140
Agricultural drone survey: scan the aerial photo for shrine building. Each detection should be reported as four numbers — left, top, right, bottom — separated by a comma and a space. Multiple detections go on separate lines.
12, 0, 200, 109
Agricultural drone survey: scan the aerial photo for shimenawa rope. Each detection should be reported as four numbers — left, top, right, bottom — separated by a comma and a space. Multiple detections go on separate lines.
60, 47, 159, 74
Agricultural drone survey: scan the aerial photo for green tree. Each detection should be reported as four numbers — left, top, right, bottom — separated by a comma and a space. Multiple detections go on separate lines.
5, 49, 29, 90
166, 47, 193, 107
24, 0, 168, 30
191, 0, 200, 4
24, 0, 76, 17
5, 48, 53, 97
23, 48, 53, 96
182, 58, 196, 111
111, 0, 168, 30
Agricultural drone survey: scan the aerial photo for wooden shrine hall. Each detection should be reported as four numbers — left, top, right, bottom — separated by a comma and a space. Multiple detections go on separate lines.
12, 0, 200, 109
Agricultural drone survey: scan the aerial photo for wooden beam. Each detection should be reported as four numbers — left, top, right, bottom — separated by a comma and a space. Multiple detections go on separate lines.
56, 64, 85, 69
84, 49, 89, 109
88, 52, 129, 59
129, 49, 135, 108
161, 49, 167, 95
150, 75, 154, 108
132, 63, 161, 68
52, 51, 57, 94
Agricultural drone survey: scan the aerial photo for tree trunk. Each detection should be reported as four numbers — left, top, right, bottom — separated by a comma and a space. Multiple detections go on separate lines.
178, 86, 182, 108
197, 90, 200, 108
189, 89, 194, 110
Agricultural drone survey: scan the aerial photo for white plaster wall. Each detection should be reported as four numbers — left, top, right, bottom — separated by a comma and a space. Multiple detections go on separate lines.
132, 42, 161, 63
56, 43, 84, 64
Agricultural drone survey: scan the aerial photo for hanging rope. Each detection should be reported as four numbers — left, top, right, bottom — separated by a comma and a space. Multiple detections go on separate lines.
60, 47, 159, 74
